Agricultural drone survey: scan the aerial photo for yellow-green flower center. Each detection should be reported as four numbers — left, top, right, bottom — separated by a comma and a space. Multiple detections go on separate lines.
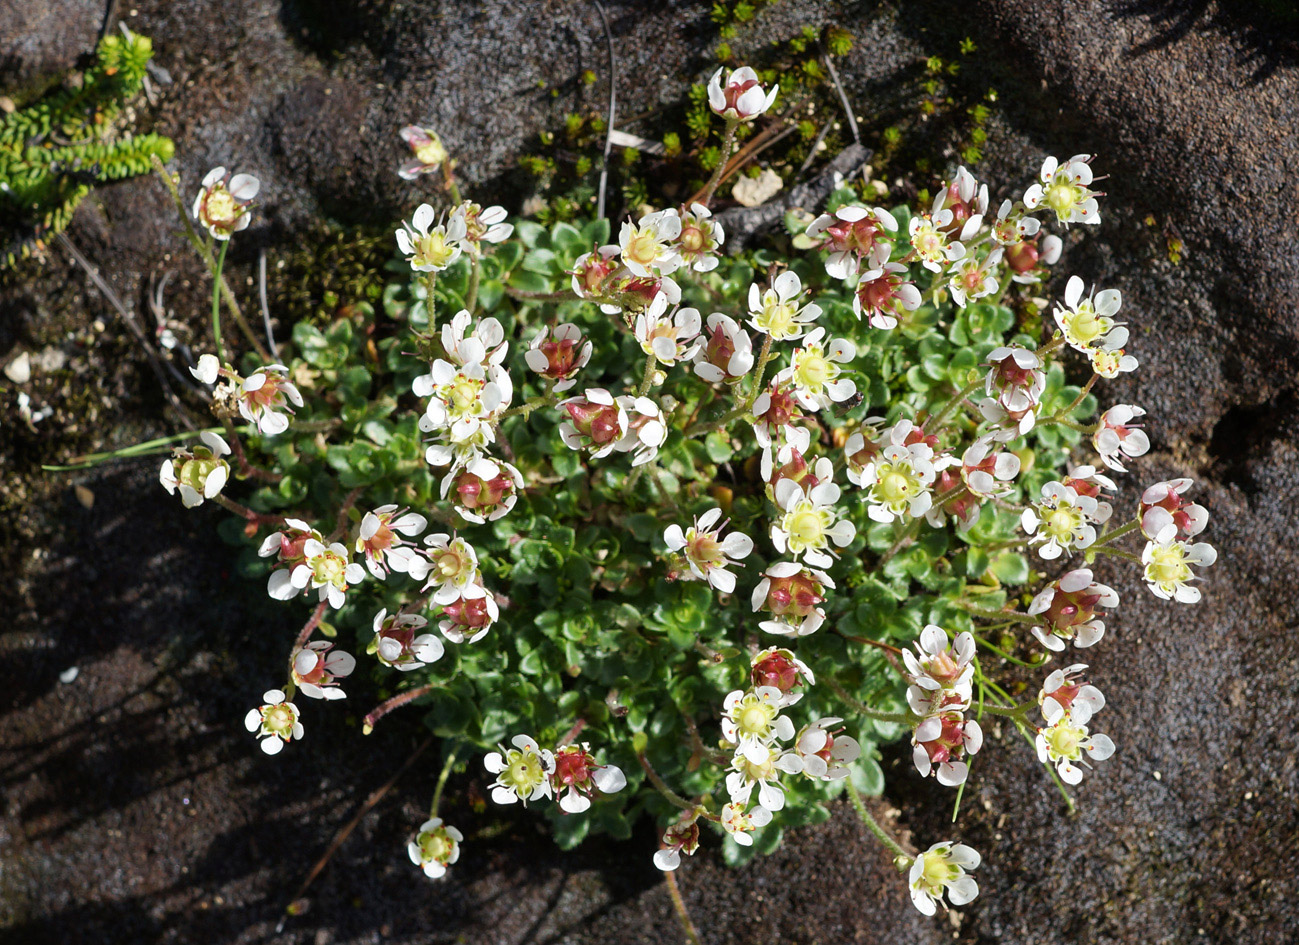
736, 698, 776, 738
793, 348, 834, 393
913, 223, 945, 260
500, 748, 546, 796
419, 829, 453, 863
263, 703, 295, 736
1046, 720, 1085, 760
1067, 303, 1104, 345
1045, 180, 1083, 215
1146, 544, 1191, 587
626, 228, 661, 266
782, 502, 830, 551
178, 454, 224, 493
443, 373, 486, 417
415, 230, 457, 269
919, 850, 958, 891
757, 295, 799, 339
874, 462, 919, 507
414, 139, 446, 167
434, 547, 473, 582
1043, 505, 1083, 542
204, 189, 240, 226
312, 551, 348, 588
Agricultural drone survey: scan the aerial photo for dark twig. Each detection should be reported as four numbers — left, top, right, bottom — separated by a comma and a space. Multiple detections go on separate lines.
57, 231, 198, 429
821, 49, 862, 147
592, 0, 617, 220
258, 249, 280, 358
276, 734, 434, 933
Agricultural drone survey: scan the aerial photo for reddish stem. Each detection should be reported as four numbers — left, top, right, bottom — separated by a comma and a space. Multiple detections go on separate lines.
363, 684, 435, 735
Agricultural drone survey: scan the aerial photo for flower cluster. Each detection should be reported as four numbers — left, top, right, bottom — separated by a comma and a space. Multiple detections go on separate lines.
160, 98, 1224, 921
484, 734, 626, 814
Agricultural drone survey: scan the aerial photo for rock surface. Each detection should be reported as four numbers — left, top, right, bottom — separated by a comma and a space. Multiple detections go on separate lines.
3, 1, 1299, 943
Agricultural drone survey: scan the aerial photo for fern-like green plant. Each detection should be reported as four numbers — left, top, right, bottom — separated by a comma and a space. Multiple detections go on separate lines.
1, 27, 174, 268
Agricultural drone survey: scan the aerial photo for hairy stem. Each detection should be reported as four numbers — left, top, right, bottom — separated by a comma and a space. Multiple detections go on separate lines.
665, 869, 704, 945
700, 119, 739, 208
845, 780, 910, 863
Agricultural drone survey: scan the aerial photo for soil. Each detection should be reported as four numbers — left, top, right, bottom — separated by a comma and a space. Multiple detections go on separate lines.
3, 1, 1298, 944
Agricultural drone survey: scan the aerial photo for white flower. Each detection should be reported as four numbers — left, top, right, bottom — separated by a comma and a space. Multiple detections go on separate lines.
720, 801, 773, 846
675, 202, 725, 272
635, 296, 703, 366
1054, 275, 1125, 354
397, 125, 447, 180
291, 641, 356, 700
770, 478, 856, 568
619, 208, 682, 277
190, 353, 221, 385
909, 841, 981, 916
570, 244, 620, 300
1038, 664, 1106, 726
1142, 524, 1217, 603
407, 817, 462, 879
396, 203, 467, 273
912, 704, 982, 787
725, 743, 802, 812
751, 380, 812, 453
1023, 154, 1102, 226
549, 744, 627, 814
558, 388, 628, 459
751, 561, 834, 636
947, 248, 1004, 307
1036, 711, 1115, 784
291, 539, 366, 609
908, 191, 967, 273
1028, 568, 1118, 651
437, 583, 499, 643
721, 686, 796, 761
959, 438, 1020, 498
419, 533, 480, 604
259, 518, 322, 601
692, 312, 755, 383
159, 431, 231, 508
904, 626, 976, 711
1139, 478, 1208, 540
707, 65, 778, 121
371, 608, 444, 671
749, 646, 815, 707
440, 309, 508, 368
1021, 480, 1111, 559
525, 323, 591, 392
244, 689, 302, 755
857, 442, 938, 524
653, 818, 700, 871
356, 505, 428, 578
806, 206, 898, 280
985, 345, 1045, 415
453, 201, 513, 254
852, 257, 920, 329
1093, 404, 1150, 472
442, 456, 523, 523
991, 198, 1040, 245
416, 358, 512, 450
193, 166, 259, 240
664, 507, 753, 593
778, 327, 857, 412
484, 734, 556, 806
1090, 345, 1138, 378
793, 718, 860, 781
747, 271, 821, 341
613, 395, 669, 467
237, 363, 304, 435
